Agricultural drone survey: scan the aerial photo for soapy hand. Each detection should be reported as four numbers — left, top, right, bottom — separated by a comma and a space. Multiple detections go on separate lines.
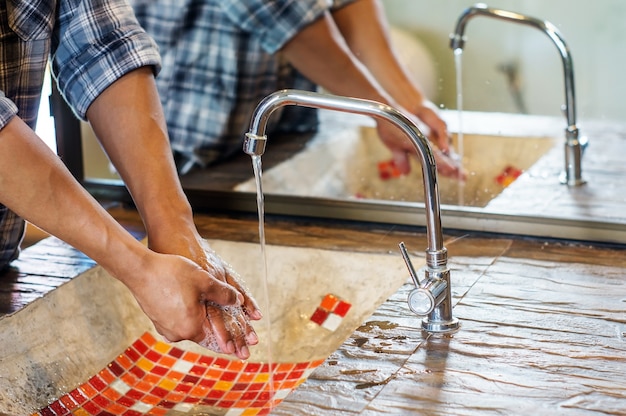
146, 228, 262, 360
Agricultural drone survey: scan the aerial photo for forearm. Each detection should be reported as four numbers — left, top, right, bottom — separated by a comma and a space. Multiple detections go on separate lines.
0, 116, 145, 281
280, 10, 392, 105
85, 67, 197, 251
332, 0, 426, 111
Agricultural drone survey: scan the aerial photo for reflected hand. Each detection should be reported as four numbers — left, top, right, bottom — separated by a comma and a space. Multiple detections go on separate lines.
376, 118, 466, 180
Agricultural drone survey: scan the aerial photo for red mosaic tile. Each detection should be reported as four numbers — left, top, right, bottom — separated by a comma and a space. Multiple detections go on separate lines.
69, 389, 88, 405
49, 398, 68, 415
150, 365, 168, 376
132, 339, 149, 355
91, 394, 110, 408
128, 366, 145, 379
174, 382, 193, 393
198, 378, 216, 389
190, 365, 207, 376
241, 391, 260, 401
125, 389, 144, 400
197, 354, 214, 365
124, 346, 140, 362
334, 300, 352, 317
40, 407, 55, 416
310, 307, 329, 325
107, 361, 125, 377
81, 401, 99, 415
157, 400, 176, 409
145, 350, 161, 363
213, 357, 230, 369
244, 362, 261, 372
88, 375, 107, 392
150, 386, 169, 398
169, 346, 185, 358
116, 395, 135, 407
220, 371, 238, 381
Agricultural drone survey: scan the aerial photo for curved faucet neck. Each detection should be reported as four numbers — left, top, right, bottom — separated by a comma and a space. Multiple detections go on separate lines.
450, 3, 577, 128
244, 89, 445, 255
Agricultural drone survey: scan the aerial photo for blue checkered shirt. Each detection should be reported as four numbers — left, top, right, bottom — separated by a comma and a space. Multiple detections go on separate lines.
131, 0, 355, 173
0, 0, 160, 268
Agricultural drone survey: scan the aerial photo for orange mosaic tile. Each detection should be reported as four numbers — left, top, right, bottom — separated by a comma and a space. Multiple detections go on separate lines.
35, 332, 325, 416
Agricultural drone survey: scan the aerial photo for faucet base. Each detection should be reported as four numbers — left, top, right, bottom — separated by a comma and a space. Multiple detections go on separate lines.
559, 171, 586, 187
421, 317, 460, 333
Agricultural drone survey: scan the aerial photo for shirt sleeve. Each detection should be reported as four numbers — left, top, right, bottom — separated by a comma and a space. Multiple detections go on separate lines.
221, 0, 356, 54
0, 91, 19, 129
50, 0, 161, 120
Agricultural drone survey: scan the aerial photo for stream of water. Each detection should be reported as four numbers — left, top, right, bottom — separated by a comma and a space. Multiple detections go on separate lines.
454, 48, 466, 207
250, 155, 275, 396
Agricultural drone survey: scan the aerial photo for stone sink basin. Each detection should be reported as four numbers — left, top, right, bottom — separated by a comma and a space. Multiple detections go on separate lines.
236, 126, 557, 207
0, 239, 415, 415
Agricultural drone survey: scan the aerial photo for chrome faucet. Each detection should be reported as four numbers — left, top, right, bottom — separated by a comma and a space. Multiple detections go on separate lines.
450, 3, 587, 186
243, 89, 459, 333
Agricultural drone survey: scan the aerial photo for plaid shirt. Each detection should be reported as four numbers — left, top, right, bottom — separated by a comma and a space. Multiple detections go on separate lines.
0, 0, 160, 268
131, 0, 355, 173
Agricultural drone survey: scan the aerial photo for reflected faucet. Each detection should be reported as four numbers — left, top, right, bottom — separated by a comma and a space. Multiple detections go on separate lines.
450, 3, 587, 186
243, 89, 459, 333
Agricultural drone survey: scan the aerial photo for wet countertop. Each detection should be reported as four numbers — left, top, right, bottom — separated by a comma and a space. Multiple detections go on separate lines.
3, 206, 625, 414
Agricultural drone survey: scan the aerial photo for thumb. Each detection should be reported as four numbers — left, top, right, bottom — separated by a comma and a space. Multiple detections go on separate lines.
201, 272, 245, 307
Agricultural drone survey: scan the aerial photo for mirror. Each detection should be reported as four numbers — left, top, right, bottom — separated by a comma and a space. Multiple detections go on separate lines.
52, 0, 626, 244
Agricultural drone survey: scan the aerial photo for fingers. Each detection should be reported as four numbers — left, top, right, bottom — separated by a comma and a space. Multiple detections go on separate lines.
202, 240, 263, 321
224, 268, 263, 321
203, 303, 259, 360
433, 148, 467, 180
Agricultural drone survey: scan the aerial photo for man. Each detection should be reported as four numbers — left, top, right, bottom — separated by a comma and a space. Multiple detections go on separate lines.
0, 0, 260, 359
131, 0, 464, 178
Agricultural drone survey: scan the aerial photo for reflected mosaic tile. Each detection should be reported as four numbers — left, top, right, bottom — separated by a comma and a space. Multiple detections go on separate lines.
35, 332, 324, 415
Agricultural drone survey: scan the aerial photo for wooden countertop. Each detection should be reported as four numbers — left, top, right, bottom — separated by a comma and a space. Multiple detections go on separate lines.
3, 204, 625, 414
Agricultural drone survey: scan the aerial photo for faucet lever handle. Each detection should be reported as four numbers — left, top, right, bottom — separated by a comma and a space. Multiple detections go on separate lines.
399, 242, 423, 288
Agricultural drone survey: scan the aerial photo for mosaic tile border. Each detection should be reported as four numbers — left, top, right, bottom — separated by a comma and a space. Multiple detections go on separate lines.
36, 332, 324, 415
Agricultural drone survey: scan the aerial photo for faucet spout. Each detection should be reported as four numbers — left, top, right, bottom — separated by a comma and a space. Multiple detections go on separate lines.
450, 3, 586, 186
244, 89, 459, 333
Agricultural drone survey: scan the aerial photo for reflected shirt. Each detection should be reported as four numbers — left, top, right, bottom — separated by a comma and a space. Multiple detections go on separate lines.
130, 0, 355, 174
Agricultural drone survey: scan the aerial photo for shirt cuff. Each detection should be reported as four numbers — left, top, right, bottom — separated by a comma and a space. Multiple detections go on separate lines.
0, 92, 19, 131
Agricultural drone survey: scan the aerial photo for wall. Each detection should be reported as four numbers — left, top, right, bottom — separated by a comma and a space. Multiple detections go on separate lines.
382, 0, 626, 123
